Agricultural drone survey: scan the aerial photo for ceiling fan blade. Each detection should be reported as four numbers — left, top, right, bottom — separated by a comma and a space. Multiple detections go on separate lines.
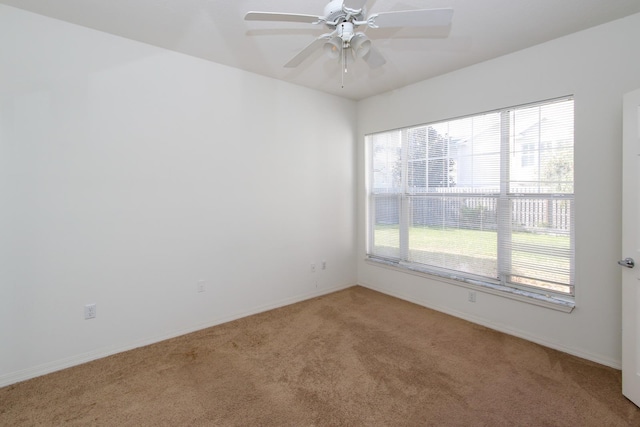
245, 11, 322, 24
343, 0, 368, 11
284, 36, 331, 68
370, 8, 453, 28
363, 44, 386, 69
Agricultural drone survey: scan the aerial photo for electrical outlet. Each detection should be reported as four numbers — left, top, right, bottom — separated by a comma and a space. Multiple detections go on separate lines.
84, 303, 96, 320
321, 260, 327, 270
311, 263, 316, 273
468, 291, 476, 303
197, 280, 206, 293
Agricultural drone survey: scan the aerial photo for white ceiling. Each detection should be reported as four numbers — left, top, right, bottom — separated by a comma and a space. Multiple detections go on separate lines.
3, 0, 640, 100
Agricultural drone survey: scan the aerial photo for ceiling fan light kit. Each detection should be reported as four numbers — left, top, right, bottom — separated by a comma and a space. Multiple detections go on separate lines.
324, 37, 342, 59
350, 34, 371, 59
245, 0, 454, 84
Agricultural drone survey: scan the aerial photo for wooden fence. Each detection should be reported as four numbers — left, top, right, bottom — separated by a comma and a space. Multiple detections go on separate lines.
373, 187, 572, 232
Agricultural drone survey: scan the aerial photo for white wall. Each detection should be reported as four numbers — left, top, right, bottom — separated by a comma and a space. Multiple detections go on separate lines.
0, 5, 357, 386
357, 13, 640, 368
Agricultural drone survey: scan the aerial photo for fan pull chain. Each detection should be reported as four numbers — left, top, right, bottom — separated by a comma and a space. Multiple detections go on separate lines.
341, 43, 348, 88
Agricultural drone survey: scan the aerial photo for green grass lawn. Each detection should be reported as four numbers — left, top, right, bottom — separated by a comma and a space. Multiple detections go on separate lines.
372, 224, 571, 293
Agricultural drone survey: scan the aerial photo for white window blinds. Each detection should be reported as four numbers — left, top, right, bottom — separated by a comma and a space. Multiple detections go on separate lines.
367, 97, 574, 297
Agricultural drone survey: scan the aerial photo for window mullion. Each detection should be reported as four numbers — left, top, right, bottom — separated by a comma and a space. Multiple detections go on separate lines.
367, 141, 374, 254
400, 129, 410, 261
498, 110, 512, 284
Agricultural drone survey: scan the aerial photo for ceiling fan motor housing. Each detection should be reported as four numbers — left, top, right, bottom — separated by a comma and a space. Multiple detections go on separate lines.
324, 0, 365, 28
337, 22, 355, 43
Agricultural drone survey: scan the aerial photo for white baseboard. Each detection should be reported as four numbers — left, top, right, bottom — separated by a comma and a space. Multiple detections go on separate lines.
0, 283, 354, 388
358, 281, 621, 370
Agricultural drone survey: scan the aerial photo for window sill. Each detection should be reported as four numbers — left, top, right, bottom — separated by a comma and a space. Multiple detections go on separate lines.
365, 257, 575, 313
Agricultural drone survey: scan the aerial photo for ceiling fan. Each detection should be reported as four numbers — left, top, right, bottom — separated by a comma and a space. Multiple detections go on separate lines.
245, 0, 454, 75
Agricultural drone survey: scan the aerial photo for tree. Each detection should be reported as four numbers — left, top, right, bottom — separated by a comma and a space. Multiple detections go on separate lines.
542, 147, 573, 193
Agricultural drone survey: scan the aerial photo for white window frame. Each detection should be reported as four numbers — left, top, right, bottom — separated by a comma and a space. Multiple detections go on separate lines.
365, 97, 575, 312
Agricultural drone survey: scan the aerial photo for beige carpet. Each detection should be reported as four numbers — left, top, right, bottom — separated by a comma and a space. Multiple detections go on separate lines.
1, 286, 639, 426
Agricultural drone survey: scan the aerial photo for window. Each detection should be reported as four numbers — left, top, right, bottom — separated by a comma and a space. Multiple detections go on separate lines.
521, 143, 535, 167
366, 97, 574, 299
